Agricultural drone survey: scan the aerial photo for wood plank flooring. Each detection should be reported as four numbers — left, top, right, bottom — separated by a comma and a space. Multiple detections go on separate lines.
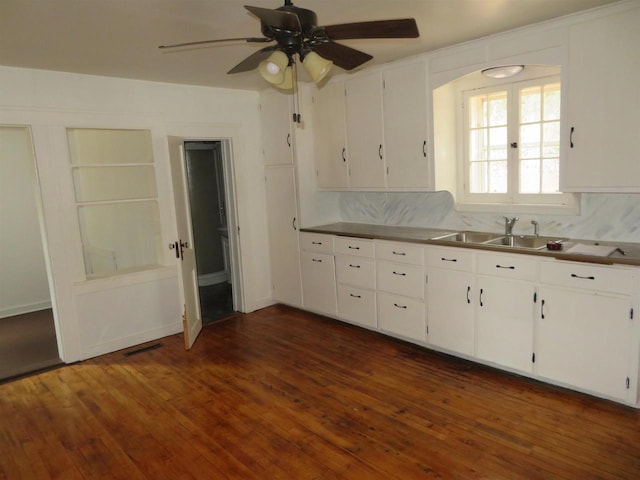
1, 305, 639, 479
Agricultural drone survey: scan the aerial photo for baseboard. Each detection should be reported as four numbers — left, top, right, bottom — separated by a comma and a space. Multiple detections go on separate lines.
198, 271, 229, 286
0, 300, 53, 319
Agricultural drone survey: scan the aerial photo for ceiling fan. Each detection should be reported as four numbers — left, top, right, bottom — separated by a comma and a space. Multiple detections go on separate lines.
159, 0, 419, 89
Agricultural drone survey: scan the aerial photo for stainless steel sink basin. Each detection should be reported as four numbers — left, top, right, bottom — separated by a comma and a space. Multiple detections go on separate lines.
485, 235, 565, 250
432, 231, 504, 244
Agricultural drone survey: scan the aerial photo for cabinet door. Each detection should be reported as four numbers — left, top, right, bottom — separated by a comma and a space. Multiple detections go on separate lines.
536, 287, 633, 401
301, 251, 337, 316
337, 285, 377, 328
264, 166, 301, 306
383, 61, 431, 189
377, 292, 425, 342
345, 72, 386, 188
313, 82, 349, 188
426, 268, 475, 356
563, 7, 640, 191
476, 277, 535, 373
261, 91, 294, 166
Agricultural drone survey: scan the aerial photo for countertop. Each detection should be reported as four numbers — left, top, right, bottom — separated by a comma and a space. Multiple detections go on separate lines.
300, 222, 640, 267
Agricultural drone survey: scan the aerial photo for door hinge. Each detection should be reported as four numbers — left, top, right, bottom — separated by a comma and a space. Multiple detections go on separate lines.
316, 169, 319, 177
426, 325, 429, 335
386, 166, 389, 175
626, 377, 630, 389
532, 353, 536, 363
425, 274, 428, 285
533, 292, 537, 303
630, 308, 634, 320
237, 225, 240, 236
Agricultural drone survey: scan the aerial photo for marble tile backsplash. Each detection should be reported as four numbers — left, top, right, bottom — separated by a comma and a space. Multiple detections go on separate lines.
338, 192, 640, 243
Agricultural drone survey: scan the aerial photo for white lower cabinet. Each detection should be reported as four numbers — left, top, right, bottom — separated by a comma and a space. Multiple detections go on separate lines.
475, 252, 537, 374
337, 285, 376, 328
376, 241, 425, 343
335, 237, 376, 328
426, 246, 475, 355
536, 261, 637, 402
300, 233, 337, 316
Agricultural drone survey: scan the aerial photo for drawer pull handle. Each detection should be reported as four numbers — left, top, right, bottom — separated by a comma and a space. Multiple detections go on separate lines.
479, 288, 484, 307
312, 258, 322, 263
312, 241, 322, 245
441, 257, 457, 262
392, 271, 407, 276
571, 273, 595, 280
496, 265, 515, 270
392, 251, 406, 256
466, 286, 471, 304
541, 299, 546, 319
350, 294, 362, 299
348, 246, 360, 250
349, 264, 361, 268
394, 303, 407, 309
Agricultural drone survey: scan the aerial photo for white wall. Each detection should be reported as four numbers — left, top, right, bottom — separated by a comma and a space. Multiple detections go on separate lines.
0, 66, 271, 362
0, 127, 51, 317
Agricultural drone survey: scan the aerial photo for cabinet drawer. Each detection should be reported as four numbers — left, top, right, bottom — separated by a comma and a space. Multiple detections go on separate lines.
335, 255, 376, 289
301, 252, 337, 315
377, 292, 425, 341
300, 232, 334, 253
376, 241, 424, 265
377, 261, 425, 299
425, 246, 475, 271
477, 252, 537, 281
337, 285, 377, 328
540, 261, 635, 295
335, 236, 375, 257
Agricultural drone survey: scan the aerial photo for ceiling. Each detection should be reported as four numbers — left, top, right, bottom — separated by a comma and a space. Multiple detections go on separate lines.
0, 0, 619, 91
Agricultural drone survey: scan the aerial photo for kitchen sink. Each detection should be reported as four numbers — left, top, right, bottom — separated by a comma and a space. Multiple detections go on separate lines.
485, 235, 565, 250
432, 231, 504, 244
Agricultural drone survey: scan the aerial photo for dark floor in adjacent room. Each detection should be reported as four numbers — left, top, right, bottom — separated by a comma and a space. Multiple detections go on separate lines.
199, 282, 235, 324
0, 309, 61, 381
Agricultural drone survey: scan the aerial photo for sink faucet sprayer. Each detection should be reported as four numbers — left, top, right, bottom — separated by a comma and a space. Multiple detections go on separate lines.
531, 220, 539, 237
502, 216, 519, 236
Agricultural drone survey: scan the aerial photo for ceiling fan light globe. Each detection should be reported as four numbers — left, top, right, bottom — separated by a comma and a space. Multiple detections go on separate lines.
303, 51, 333, 84
258, 51, 289, 85
275, 66, 294, 90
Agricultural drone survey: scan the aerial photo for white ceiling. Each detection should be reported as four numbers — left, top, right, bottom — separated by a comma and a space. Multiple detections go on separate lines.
0, 0, 619, 91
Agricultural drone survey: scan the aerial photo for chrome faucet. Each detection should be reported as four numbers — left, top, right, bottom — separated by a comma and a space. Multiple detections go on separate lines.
531, 220, 539, 237
502, 216, 519, 236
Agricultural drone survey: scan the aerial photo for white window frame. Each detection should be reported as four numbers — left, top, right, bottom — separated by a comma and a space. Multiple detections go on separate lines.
457, 74, 577, 214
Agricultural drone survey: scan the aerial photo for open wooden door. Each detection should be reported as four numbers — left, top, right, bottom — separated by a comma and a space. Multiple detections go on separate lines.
168, 136, 202, 349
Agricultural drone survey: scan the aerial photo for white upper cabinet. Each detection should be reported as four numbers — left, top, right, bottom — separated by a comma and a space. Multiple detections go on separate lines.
345, 72, 386, 189
312, 82, 348, 188
563, 6, 640, 191
261, 91, 294, 166
383, 61, 431, 189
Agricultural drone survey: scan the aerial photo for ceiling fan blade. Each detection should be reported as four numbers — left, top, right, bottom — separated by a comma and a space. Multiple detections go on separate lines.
312, 42, 373, 71
245, 5, 301, 31
228, 46, 278, 74
323, 18, 419, 40
159, 37, 272, 50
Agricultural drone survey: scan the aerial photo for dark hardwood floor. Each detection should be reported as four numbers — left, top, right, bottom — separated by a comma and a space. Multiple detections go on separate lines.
1, 305, 639, 479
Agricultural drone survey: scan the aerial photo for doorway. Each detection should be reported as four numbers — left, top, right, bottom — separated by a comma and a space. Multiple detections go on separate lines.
184, 141, 236, 323
0, 126, 61, 380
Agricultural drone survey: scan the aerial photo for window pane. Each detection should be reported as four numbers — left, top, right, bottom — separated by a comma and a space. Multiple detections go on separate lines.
520, 86, 541, 123
67, 129, 153, 165
488, 94, 507, 126
542, 159, 560, 193
543, 83, 561, 121
469, 128, 488, 161
72, 166, 157, 202
78, 202, 162, 277
489, 161, 507, 193
520, 124, 541, 159
542, 122, 560, 158
520, 160, 541, 193
470, 161, 488, 193
489, 126, 508, 160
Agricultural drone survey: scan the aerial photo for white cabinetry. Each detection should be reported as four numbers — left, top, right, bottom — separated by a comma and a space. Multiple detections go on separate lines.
264, 166, 301, 307
536, 261, 637, 402
261, 91, 294, 166
563, 6, 640, 191
383, 61, 431, 189
335, 237, 376, 328
312, 82, 348, 188
300, 233, 337, 316
344, 72, 386, 188
475, 252, 536, 373
425, 246, 475, 355
376, 241, 425, 342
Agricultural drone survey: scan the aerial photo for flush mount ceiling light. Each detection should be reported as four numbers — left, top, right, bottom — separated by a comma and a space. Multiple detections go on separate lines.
481, 65, 525, 79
